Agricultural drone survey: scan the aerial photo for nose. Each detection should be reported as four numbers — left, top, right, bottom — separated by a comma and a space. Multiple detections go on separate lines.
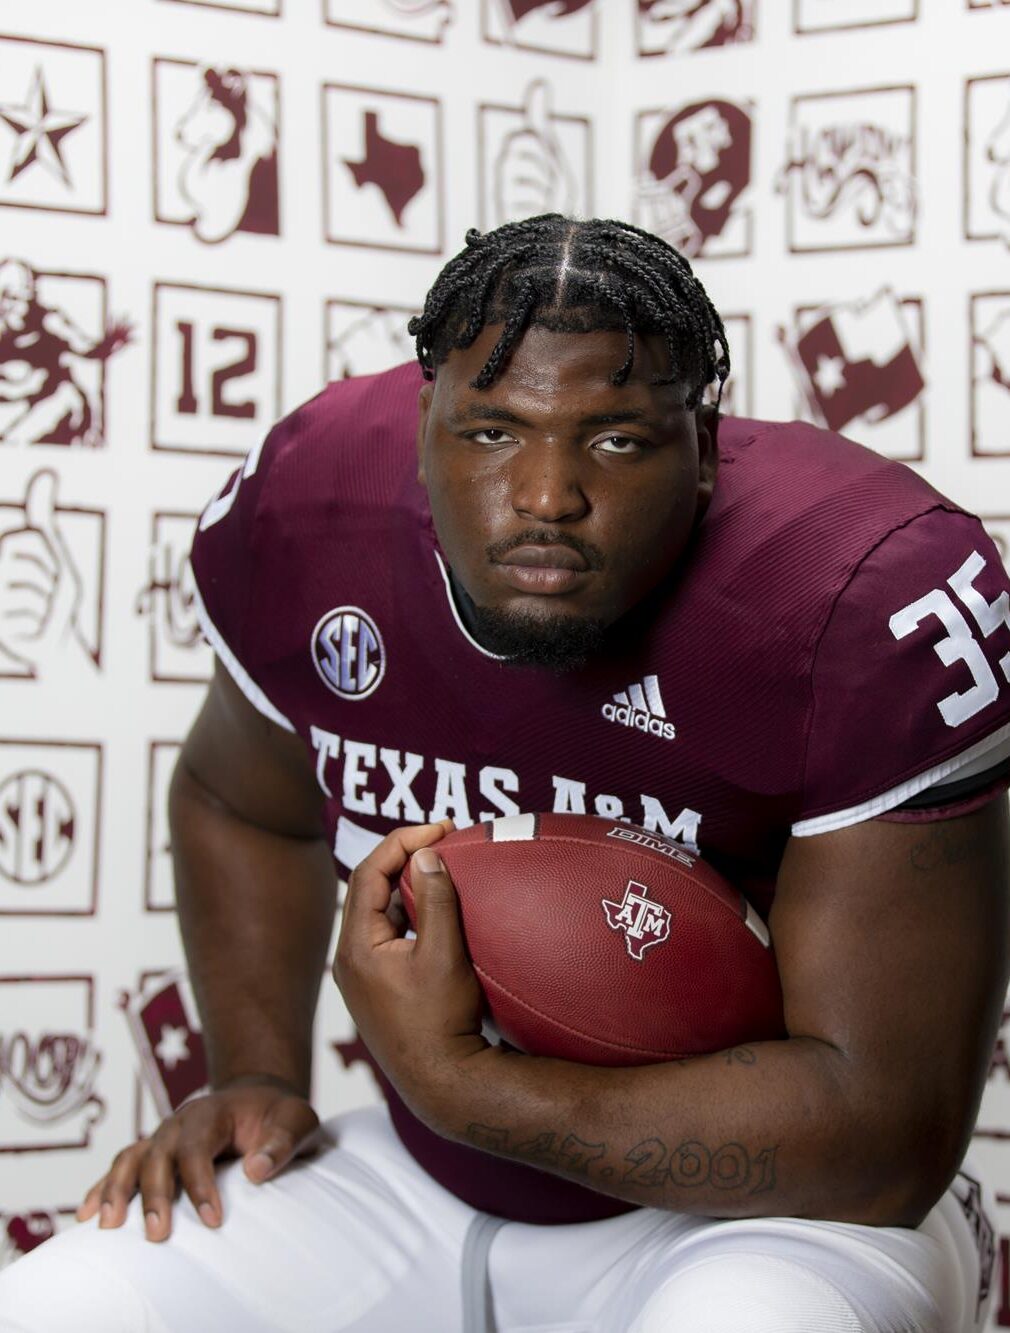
509, 441, 589, 525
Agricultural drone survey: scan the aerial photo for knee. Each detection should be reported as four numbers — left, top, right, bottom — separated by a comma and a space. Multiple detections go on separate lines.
631, 1252, 866, 1333
0, 1227, 158, 1333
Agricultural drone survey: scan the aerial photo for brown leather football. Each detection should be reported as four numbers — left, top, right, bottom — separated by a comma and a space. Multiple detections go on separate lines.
398, 812, 785, 1065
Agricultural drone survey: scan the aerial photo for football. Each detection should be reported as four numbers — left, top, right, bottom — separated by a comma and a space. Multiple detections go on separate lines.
398, 812, 785, 1066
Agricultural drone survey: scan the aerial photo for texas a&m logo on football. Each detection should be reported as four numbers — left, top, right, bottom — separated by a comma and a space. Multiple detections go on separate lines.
311, 606, 386, 701
602, 879, 671, 961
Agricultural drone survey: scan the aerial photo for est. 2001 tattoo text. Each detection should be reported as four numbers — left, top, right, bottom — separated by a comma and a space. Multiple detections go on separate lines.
465, 1124, 778, 1197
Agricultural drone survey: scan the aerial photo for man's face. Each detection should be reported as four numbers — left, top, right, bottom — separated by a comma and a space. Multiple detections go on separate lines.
416, 323, 717, 666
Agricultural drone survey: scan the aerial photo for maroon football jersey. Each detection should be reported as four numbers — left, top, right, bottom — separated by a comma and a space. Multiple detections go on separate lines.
190, 361, 1010, 1224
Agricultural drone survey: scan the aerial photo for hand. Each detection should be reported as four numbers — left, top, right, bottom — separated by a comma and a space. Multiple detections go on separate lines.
493, 79, 576, 225
75, 1076, 320, 1242
0, 469, 85, 676
333, 821, 487, 1122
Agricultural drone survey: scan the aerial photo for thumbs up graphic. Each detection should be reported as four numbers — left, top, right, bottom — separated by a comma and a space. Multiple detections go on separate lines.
0, 469, 86, 677
493, 79, 577, 226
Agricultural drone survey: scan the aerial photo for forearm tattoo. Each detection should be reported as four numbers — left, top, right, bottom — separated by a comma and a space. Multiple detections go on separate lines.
464, 1123, 779, 1199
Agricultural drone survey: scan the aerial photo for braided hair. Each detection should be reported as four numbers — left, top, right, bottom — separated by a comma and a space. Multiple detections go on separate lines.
408, 214, 730, 409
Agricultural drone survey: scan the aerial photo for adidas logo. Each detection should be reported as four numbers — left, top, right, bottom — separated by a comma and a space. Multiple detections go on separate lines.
601, 675, 676, 741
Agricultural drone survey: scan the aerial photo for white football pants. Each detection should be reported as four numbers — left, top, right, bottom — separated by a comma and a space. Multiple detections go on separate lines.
0, 1105, 992, 1333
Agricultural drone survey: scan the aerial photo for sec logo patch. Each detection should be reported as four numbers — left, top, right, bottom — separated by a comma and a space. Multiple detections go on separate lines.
311, 606, 385, 700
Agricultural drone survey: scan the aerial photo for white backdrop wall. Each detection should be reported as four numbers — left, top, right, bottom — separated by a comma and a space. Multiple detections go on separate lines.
1, 0, 1010, 1322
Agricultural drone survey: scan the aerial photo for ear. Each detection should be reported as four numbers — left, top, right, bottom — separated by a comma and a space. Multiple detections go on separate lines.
693, 403, 719, 518
416, 381, 434, 485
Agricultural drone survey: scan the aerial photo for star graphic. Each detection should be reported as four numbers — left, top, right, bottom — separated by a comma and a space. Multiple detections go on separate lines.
155, 1023, 190, 1071
0, 66, 88, 188
813, 353, 847, 398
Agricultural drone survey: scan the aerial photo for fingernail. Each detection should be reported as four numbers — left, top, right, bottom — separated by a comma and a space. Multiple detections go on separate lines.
246, 1151, 274, 1180
99, 1202, 113, 1227
198, 1202, 219, 1227
414, 848, 443, 874
145, 1210, 161, 1237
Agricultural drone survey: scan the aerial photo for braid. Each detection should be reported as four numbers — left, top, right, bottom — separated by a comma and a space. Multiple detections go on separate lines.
410, 215, 730, 407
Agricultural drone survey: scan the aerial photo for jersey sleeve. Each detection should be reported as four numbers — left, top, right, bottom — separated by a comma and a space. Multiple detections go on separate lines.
189, 421, 295, 733
794, 507, 1010, 836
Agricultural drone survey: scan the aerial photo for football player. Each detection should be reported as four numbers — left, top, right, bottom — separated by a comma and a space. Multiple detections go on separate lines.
4, 215, 1010, 1332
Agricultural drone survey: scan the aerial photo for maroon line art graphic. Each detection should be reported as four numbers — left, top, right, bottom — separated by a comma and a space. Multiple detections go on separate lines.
0, 975, 105, 1152
144, 741, 179, 912
0, 471, 105, 679
344, 110, 424, 227
0, 1208, 75, 1269
637, 100, 752, 258
793, 0, 917, 33
971, 292, 1010, 458
777, 87, 917, 254
323, 0, 453, 42
964, 75, 1010, 247
150, 280, 282, 455
323, 84, 444, 254
482, 0, 598, 61
161, 0, 281, 14
135, 512, 209, 683
155, 60, 280, 244
486, 80, 580, 227
636, 0, 753, 55
0, 740, 101, 917
0, 260, 130, 446
779, 290, 926, 460
325, 299, 417, 382
0, 66, 86, 188
122, 970, 209, 1123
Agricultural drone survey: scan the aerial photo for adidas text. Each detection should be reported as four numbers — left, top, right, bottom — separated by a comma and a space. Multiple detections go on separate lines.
601, 702, 676, 740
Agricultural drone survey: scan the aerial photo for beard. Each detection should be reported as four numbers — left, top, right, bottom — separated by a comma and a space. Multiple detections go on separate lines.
464, 595, 607, 673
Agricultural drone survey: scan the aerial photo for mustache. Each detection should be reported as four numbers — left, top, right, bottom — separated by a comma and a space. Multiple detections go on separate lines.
486, 529, 605, 571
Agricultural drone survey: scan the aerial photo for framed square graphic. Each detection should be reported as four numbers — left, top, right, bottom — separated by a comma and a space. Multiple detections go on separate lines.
481, 0, 598, 61
636, 0, 755, 56
323, 0, 451, 42
150, 281, 282, 456
159, 0, 281, 13
0, 975, 104, 1151
322, 84, 444, 254
477, 86, 593, 231
634, 101, 754, 261
0, 741, 101, 915
324, 299, 417, 382
0, 35, 107, 216
145, 741, 180, 912
152, 58, 281, 245
779, 87, 917, 254
964, 74, 1010, 248
136, 512, 212, 683
970, 292, 1010, 458
793, 0, 917, 33
0, 475, 106, 679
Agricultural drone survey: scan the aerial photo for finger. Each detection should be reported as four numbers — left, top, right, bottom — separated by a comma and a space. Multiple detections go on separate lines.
242, 1097, 320, 1183
343, 822, 449, 933
96, 1141, 149, 1228
177, 1142, 226, 1228
410, 848, 467, 963
139, 1145, 178, 1241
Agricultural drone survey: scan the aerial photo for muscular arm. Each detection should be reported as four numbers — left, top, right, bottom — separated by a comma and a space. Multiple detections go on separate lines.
172, 660, 337, 1095
414, 798, 1010, 1226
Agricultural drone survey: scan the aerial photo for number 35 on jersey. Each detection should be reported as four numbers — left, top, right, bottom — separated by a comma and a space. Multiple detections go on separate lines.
152, 282, 282, 456
890, 548, 1010, 728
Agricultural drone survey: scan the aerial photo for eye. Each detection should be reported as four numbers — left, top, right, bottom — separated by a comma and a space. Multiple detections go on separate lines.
467, 428, 516, 445
593, 434, 645, 456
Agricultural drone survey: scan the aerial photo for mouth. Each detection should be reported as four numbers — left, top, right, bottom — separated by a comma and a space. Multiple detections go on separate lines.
493, 543, 590, 595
